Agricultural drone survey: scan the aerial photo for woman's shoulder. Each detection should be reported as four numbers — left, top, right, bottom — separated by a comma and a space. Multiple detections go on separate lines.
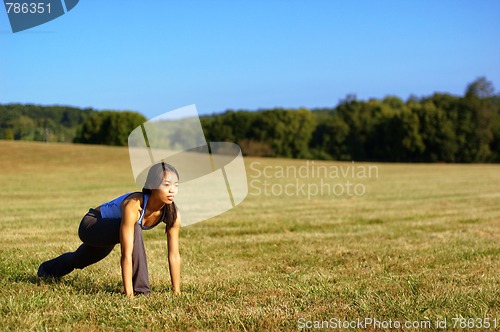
121, 192, 144, 210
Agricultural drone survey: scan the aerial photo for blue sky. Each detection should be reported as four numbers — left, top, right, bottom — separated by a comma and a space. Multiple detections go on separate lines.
1, 0, 499, 119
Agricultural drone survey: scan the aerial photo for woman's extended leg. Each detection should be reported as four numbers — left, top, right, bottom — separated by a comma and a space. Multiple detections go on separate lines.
38, 209, 151, 295
37, 245, 115, 278
38, 209, 120, 278
37, 252, 76, 278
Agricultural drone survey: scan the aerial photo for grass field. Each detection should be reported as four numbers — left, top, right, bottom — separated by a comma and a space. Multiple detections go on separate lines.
0, 140, 498, 331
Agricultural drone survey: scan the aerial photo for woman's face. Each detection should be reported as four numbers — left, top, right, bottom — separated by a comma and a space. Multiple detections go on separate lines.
157, 171, 179, 204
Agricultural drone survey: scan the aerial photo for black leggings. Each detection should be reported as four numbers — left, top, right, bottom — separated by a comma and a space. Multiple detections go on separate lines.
38, 209, 150, 295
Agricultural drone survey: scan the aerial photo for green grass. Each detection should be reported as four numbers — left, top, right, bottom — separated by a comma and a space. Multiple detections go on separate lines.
0, 140, 499, 331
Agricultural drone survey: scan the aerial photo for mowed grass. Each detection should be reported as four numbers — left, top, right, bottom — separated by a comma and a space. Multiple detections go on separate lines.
0, 140, 498, 331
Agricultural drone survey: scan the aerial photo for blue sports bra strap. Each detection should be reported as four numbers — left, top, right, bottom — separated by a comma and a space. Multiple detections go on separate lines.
138, 193, 149, 223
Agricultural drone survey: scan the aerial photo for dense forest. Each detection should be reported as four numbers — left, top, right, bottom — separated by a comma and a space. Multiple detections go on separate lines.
0, 105, 146, 146
201, 77, 500, 162
0, 104, 94, 143
1, 77, 499, 162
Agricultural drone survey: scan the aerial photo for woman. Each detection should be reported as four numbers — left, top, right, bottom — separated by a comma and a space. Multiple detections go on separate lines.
37, 162, 181, 297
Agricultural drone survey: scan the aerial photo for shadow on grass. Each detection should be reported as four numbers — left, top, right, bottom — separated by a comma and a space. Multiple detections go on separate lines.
68, 275, 123, 295
8, 268, 122, 295
11, 271, 44, 285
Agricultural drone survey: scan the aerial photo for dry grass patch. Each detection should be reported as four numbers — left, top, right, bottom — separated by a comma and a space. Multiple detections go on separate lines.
0, 141, 498, 331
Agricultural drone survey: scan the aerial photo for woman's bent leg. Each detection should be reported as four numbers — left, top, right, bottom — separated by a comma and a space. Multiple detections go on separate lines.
132, 223, 150, 295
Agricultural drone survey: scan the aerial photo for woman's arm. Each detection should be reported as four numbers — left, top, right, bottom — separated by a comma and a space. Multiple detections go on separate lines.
166, 212, 181, 294
120, 197, 141, 298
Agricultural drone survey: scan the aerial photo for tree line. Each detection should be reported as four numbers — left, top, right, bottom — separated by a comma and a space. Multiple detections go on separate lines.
0, 104, 93, 143
0, 104, 146, 146
201, 77, 500, 162
1, 77, 499, 162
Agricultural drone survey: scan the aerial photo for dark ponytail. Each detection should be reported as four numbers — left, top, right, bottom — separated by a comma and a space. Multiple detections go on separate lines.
164, 202, 178, 232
